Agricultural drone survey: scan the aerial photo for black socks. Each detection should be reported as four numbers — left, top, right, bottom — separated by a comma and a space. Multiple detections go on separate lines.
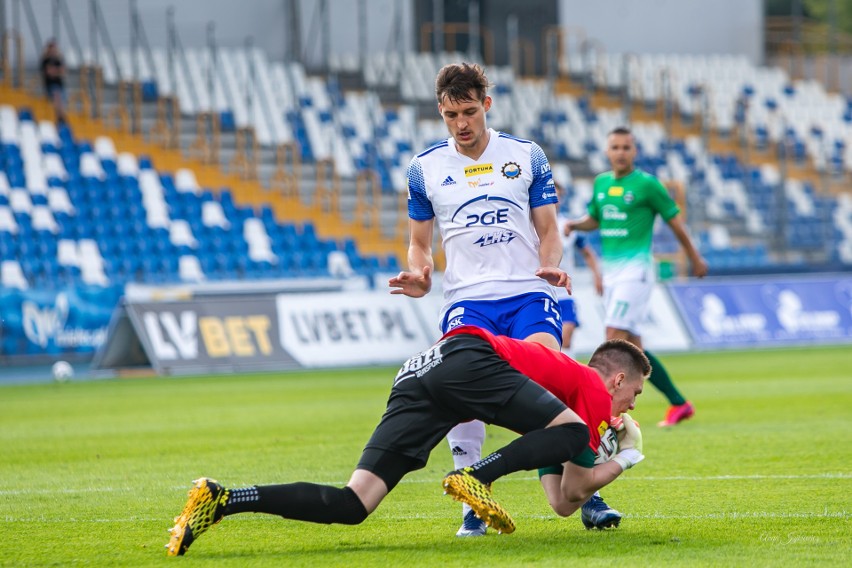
223, 483, 368, 525
467, 422, 590, 485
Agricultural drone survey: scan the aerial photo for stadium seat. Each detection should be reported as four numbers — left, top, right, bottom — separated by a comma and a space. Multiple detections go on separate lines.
1, 259, 28, 289
169, 219, 199, 248
0, 206, 18, 234
202, 201, 231, 229
178, 255, 205, 282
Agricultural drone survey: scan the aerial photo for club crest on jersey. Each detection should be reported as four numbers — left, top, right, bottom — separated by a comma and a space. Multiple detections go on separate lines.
464, 163, 494, 177
501, 161, 521, 179
624, 191, 635, 204
441, 176, 457, 186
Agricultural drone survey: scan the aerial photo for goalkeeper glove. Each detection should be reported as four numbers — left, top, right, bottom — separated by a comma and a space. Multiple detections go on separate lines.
612, 448, 645, 471
616, 413, 643, 454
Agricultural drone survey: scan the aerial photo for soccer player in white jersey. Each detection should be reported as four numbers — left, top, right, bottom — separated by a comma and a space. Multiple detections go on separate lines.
389, 62, 570, 537
554, 182, 603, 353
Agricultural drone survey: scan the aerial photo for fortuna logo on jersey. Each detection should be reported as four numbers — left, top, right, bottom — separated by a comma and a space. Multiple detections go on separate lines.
441, 176, 456, 186
475, 230, 516, 247
464, 164, 494, 177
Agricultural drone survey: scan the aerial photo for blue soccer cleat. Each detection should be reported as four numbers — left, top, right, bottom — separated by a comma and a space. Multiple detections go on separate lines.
456, 509, 488, 537
581, 494, 622, 530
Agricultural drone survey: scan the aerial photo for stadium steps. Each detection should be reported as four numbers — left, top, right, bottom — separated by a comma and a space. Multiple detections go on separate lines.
553, 76, 846, 196
0, 78, 407, 262
65, 72, 405, 251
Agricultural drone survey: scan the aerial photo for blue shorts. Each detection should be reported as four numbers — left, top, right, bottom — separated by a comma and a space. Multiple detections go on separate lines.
440, 292, 562, 345
558, 298, 580, 326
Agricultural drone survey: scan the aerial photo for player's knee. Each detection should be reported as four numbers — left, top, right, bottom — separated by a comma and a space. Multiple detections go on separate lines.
550, 500, 577, 517
560, 487, 589, 505
552, 422, 590, 461
323, 486, 370, 525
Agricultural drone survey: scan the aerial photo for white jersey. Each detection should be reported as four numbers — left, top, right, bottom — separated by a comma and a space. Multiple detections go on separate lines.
407, 129, 558, 318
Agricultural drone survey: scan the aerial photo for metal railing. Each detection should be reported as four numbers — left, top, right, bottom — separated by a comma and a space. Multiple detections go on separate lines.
271, 142, 301, 199
419, 22, 495, 65
1, 31, 22, 87
7, 0, 43, 89
766, 16, 852, 93
354, 169, 380, 235
316, 158, 340, 216
128, 0, 157, 134
54, 0, 84, 70
89, 0, 124, 123
150, 7, 181, 148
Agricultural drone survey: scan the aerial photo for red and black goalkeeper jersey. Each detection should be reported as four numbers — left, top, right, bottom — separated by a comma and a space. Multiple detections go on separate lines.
443, 325, 613, 454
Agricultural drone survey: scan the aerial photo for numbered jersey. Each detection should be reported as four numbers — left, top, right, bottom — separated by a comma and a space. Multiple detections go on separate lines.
407, 129, 558, 316
588, 168, 679, 284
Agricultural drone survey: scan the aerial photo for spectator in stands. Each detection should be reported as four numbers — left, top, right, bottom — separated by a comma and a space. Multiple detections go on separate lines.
166, 327, 650, 557
40, 39, 67, 124
555, 181, 603, 353
565, 126, 708, 427
387, 62, 582, 534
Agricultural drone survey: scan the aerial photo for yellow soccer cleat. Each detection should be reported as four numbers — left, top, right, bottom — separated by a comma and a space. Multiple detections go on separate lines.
166, 477, 229, 556
442, 468, 515, 534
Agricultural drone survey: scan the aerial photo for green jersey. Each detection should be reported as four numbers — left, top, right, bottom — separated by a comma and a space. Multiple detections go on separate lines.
588, 169, 679, 279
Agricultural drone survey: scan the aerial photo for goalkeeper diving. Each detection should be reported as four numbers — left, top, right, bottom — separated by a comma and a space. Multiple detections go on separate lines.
167, 326, 650, 555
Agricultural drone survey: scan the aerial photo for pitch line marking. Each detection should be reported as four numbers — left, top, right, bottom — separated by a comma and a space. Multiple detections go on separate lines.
1, 511, 849, 523
0, 472, 849, 495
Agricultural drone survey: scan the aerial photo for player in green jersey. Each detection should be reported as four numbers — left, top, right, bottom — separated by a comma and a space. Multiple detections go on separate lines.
564, 126, 707, 529
567, 126, 707, 425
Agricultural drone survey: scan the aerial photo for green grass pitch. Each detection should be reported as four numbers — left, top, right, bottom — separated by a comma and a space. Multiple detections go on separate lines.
1, 345, 850, 567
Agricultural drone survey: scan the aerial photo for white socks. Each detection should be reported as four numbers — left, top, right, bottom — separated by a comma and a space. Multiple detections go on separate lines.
447, 420, 486, 519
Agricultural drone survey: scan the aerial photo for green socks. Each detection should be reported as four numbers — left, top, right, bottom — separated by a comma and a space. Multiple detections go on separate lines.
643, 350, 687, 406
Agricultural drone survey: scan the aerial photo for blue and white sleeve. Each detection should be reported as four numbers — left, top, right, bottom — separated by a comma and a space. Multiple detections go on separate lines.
528, 142, 557, 208
406, 157, 434, 221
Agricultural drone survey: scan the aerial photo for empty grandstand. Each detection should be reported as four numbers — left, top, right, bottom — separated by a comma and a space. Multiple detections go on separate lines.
1, 0, 850, 364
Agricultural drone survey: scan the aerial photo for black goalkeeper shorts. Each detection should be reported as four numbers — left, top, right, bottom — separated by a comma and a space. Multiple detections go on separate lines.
357, 333, 567, 489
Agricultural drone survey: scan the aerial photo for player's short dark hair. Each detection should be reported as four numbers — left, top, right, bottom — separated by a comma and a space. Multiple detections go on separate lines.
588, 339, 651, 382
609, 126, 633, 137
435, 62, 491, 104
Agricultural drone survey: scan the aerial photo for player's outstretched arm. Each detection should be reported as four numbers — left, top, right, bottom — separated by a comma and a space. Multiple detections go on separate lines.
555, 460, 626, 516
543, 416, 645, 517
388, 266, 432, 297
581, 245, 604, 295
532, 205, 571, 294
565, 215, 600, 236
667, 215, 708, 278
389, 219, 434, 297
535, 266, 571, 293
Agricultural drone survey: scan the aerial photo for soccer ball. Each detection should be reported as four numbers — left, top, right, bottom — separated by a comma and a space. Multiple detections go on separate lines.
52, 360, 74, 382
594, 426, 619, 464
